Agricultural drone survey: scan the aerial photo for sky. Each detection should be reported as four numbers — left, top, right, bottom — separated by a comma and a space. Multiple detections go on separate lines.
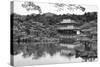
13, 1, 98, 15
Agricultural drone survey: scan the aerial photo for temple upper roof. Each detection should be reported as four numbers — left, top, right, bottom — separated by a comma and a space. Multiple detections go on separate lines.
56, 19, 80, 29
60, 19, 76, 23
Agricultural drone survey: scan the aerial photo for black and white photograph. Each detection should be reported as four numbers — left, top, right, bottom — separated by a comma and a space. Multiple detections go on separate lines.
11, 0, 97, 66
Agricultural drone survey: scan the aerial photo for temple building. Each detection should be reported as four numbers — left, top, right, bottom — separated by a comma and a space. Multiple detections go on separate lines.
56, 19, 81, 44
57, 19, 81, 36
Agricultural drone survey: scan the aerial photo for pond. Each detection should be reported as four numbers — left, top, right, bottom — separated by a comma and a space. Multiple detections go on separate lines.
14, 52, 84, 66
13, 43, 97, 66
